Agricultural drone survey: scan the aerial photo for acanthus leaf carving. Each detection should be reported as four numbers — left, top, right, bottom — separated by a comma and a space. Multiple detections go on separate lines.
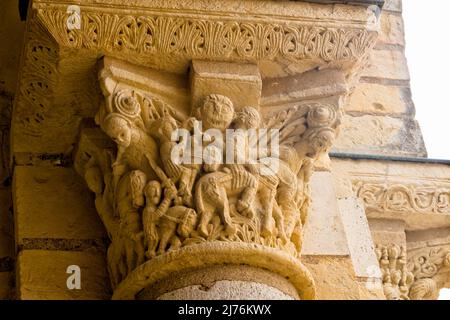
36, 8, 377, 66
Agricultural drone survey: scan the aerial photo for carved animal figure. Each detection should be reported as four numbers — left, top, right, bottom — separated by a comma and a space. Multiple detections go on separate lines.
195, 165, 258, 236
143, 181, 197, 257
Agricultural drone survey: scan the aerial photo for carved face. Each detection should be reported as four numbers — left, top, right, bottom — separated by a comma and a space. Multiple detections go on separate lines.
234, 106, 260, 129
201, 94, 234, 131
295, 128, 335, 159
144, 181, 162, 205
103, 115, 132, 148
160, 116, 178, 140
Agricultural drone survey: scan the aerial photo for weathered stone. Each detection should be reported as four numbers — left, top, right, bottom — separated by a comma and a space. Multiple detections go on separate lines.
407, 228, 450, 250
333, 114, 427, 157
302, 172, 349, 256
338, 197, 380, 278
345, 83, 412, 115
190, 60, 262, 112
369, 219, 406, 246
303, 256, 383, 300
331, 158, 450, 231
13, 166, 106, 246
377, 12, 405, 48
157, 281, 295, 300
17, 250, 111, 300
3, 0, 449, 302
362, 49, 410, 81
384, 0, 402, 13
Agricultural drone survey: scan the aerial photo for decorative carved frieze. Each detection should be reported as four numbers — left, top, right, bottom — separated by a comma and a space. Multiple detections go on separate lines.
12, 0, 380, 300
354, 181, 450, 215
12, 0, 379, 157
13, 20, 59, 139
37, 8, 377, 66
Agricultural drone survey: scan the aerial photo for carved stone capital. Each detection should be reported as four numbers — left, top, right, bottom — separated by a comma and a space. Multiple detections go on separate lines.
407, 245, 450, 300
72, 55, 350, 299
13, 0, 380, 300
12, 0, 379, 158
374, 243, 450, 300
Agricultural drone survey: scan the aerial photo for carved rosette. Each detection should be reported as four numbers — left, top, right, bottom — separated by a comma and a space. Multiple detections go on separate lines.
72, 56, 345, 299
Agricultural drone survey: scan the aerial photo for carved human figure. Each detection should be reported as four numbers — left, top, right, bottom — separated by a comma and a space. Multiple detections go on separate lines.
226, 106, 261, 217
115, 170, 147, 274
377, 244, 414, 300
143, 180, 197, 257
194, 94, 235, 132
101, 113, 159, 187
155, 115, 200, 207
142, 180, 173, 258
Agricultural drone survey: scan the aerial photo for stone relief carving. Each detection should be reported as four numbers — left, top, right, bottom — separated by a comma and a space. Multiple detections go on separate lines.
13, 1, 377, 157
353, 182, 450, 215
75, 64, 341, 298
38, 9, 377, 64
376, 244, 450, 300
407, 246, 450, 300
14, 20, 59, 138
375, 244, 414, 300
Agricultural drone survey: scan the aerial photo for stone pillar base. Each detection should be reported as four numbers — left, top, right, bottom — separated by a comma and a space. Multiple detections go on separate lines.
112, 242, 315, 300
138, 265, 298, 300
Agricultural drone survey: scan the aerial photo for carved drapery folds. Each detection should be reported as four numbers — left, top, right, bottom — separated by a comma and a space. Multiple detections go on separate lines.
73, 57, 343, 299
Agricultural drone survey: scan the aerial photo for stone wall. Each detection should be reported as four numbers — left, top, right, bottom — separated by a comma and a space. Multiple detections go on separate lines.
333, 0, 427, 158
0, 0, 111, 299
0, 0, 24, 299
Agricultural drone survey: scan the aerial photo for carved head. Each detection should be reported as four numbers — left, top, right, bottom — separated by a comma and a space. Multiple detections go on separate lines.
103, 114, 132, 148
295, 127, 335, 160
234, 106, 260, 130
144, 180, 162, 206
201, 94, 234, 131
158, 115, 178, 140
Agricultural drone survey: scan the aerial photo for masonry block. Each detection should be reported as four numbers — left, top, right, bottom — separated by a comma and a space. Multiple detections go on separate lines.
17, 250, 111, 300
13, 166, 106, 246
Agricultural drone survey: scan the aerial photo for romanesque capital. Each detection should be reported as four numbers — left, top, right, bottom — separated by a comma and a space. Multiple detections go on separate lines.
72, 55, 347, 299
